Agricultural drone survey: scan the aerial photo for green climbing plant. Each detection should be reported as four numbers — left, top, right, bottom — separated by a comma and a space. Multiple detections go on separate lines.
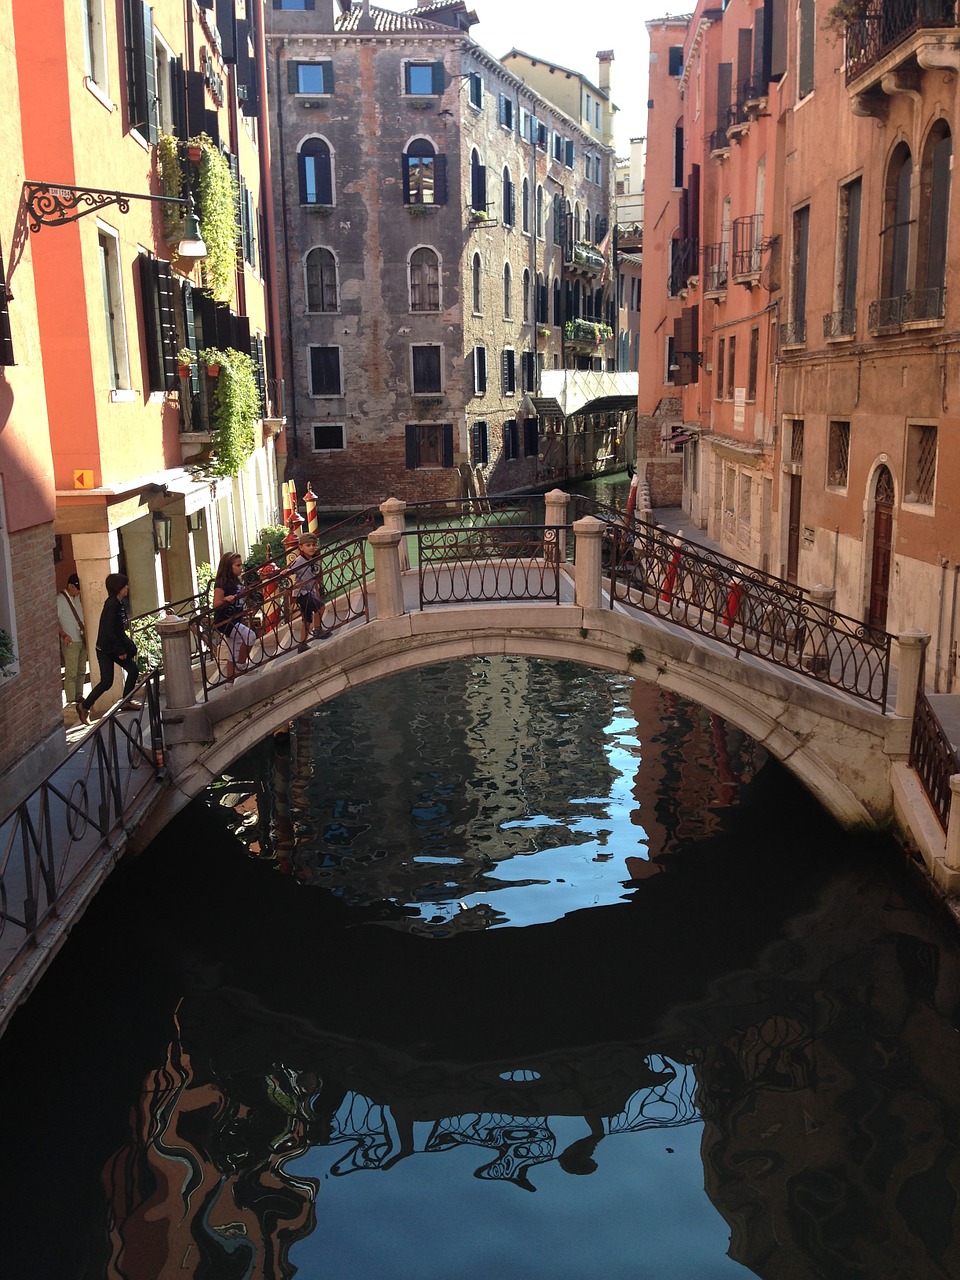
0, 627, 16, 676
246, 525, 287, 571
157, 132, 185, 248
190, 134, 238, 303
198, 348, 260, 477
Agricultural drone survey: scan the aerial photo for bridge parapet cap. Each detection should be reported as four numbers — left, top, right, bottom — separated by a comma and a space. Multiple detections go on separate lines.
367, 526, 403, 547
155, 613, 192, 636
380, 497, 407, 516
572, 516, 606, 536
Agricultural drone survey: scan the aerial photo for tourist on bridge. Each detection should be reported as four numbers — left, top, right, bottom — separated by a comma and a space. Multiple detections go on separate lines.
77, 574, 138, 724
288, 532, 330, 648
57, 572, 87, 712
212, 551, 256, 681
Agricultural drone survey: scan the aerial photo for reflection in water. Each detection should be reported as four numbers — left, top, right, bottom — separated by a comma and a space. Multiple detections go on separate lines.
1, 660, 960, 1279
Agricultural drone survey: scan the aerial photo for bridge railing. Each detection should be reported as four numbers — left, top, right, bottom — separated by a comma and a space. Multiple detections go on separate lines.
191, 532, 372, 698
416, 523, 563, 607
0, 673, 164, 989
911, 689, 960, 831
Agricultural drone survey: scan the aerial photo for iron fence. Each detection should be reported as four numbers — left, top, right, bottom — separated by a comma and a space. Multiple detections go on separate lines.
910, 690, 959, 830
0, 673, 164, 985
417, 523, 563, 607
823, 308, 857, 339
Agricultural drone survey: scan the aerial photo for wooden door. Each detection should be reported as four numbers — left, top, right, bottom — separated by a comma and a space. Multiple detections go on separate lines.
868, 466, 894, 632
786, 474, 802, 582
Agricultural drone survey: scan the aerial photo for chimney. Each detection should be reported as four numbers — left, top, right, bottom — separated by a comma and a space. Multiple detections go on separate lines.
596, 49, 614, 96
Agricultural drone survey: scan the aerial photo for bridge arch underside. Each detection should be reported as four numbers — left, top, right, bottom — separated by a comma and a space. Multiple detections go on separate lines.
154, 605, 896, 847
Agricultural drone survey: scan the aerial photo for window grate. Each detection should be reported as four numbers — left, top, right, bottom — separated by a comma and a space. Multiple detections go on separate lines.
828, 421, 850, 488
790, 420, 804, 464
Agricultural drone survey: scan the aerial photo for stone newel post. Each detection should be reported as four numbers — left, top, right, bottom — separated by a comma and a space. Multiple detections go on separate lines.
156, 615, 196, 711
379, 497, 409, 570
946, 776, 960, 872
544, 489, 571, 566
802, 584, 835, 674
368, 527, 405, 619
894, 631, 929, 720
573, 516, 605, 610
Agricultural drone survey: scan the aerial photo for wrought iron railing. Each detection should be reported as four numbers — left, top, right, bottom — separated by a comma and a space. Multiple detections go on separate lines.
823, 308, 857, 339
732, 214, 764, 277
869, 288, 945, 333
669, 237, 699, 295
780, 319, 806, 346
0, 673, 164, 986
417, 523, 563, 607
702, 243, 729, 293
709, 124, 730, 154
868, 294, 904, 332
910, 689, 959, 830
844, 0, 957, 83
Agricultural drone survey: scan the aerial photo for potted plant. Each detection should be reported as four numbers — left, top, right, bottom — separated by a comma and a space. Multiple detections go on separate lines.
469, 209, 489, 223
176, 348, 194, 379
822, 0, 864, 36
537, 325, 551, 339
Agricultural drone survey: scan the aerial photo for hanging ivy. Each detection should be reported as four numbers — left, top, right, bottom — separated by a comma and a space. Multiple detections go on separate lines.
198, 348, 259, 477
157, 133, 185, 247
193, 137, 239, 303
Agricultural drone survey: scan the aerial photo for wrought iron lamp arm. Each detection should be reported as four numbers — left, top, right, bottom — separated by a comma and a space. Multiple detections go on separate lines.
22, 182, 190, 232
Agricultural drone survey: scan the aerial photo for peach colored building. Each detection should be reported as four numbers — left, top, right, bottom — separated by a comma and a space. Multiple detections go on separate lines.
3, 0, 283, 803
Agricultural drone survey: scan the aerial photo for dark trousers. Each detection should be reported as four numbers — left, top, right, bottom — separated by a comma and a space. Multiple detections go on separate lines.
81, 649, 138, 710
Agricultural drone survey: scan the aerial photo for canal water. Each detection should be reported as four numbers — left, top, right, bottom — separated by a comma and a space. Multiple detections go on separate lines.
2, 483, 960, 1278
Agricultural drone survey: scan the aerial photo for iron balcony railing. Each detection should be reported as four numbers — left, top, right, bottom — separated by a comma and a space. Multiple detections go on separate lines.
780, 319, 806, 346
0, 673, 163, 986
868, 288, 944, 333
702, 243, 729, 293
732, 214, 764, 277
669, 237, 699, 295
845, 0, 958, 83
911, 687, 959, 830
824, 308, 858, 338
709, 123, 730, 154
570, 241, 605, 275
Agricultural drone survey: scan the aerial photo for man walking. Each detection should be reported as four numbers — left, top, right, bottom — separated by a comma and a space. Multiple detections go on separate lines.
57, 572, 87, 709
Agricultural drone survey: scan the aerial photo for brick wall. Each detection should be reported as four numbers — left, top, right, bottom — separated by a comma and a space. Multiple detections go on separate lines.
2, 522, 63, 777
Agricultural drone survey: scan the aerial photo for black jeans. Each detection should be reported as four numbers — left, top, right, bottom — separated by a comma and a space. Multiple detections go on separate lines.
81, 649, 139, 710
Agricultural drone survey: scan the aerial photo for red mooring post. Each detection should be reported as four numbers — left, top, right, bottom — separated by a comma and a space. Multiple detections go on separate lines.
660, 534, 683, 603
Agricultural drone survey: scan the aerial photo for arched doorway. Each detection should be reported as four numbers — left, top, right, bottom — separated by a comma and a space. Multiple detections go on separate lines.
868, 465, 895, 632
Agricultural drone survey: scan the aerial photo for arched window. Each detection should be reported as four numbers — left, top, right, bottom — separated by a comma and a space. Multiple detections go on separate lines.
883, 143, 912, 305
522, 178, 530, 233
536, 185, 544, 238
918, 122, 951, 316
584, 209, 592, 242
502, 166, 515, 226
409, 246, 440, 311
298, 137, 333, 206
404, 138, 446, 205
305, 247, 338, 312
503, 262, 512, 318
574, 202, 581, 244
472, 252, 482, 313
522, 268, 530, 322
553, 277, 561, 326
536, 272, 545, 323
552, 193, 563, 246
470, 149, 486, 213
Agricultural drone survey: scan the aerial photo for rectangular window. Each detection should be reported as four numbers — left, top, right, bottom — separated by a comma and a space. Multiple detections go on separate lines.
82, 0, 108, 90
309, 345, 342, 396
312, 422, 345, 451
523, 418, 538, 457
905, 424, 937, 505
827, 420, 850, 489
798, 0, 815, 99
666, 335, 676, 385
668, 45, 684, 76
123, 0, 157, 140
790, 205, 810, 340
584, 154, 592, 183
273, 0, 315, 8
502, 349, 516, 395
406, 423, 453, 468
405, 62, 443, 96
747, 327, 759, 401
469, 71, 482, 108
521, 350, 536, 393
503, 419, 519, 461
498, 93, 514, 129
739, 474, 753, 538
726, 335, 736, 399
673, 126, 683, 189
536, 121, 548, 150
716, 337, 726, 400
473, 346, 487, 396
553, 132, 563, 162
98, 228, 129, 390
137, 251, 178, 393
837, 177, 861, 324
290, 61, 333, 94
471, 421, 489, 465
564, 139, 575, 168
412, 344, 442, 393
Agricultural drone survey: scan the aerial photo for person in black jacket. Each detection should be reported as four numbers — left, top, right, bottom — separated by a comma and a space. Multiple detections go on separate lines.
77, 573, 139, 723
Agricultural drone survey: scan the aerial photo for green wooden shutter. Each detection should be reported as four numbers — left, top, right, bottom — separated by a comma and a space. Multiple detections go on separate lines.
288, 62, 300, 93
155, 259, 179, 389
431, 61, 445, 95
441, 424, 454, 467
141, 3, 157, 142
169, 56, 187, 140
434, 154, 447, 205
405, 424, 419, 468
137, 252, 163, 392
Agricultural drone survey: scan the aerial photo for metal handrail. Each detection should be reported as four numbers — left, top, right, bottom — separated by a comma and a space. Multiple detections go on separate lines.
0, 672, 164, 984
911, 690, 960, 830
416, 523, 563, 608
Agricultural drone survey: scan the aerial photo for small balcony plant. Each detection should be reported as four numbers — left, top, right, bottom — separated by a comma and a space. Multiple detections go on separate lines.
198, 348, 261, 477
176, 348, 195, 379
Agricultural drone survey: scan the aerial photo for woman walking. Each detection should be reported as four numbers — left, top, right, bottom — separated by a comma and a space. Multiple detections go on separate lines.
77, 574, 139, 724
212, 551, 256, 680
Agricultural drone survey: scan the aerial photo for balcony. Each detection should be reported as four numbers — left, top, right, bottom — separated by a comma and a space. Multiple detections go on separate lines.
780, 319, 806, 347
708, 122, 730, 157
843, 0, 960, 106
732, 214, 764, 282
702, 243, 729, 295
564, 318, 613, 349
868, 286, 945, 332
823, 308, 858, 339
568, 241, 606, 276
669, 237, 699, 296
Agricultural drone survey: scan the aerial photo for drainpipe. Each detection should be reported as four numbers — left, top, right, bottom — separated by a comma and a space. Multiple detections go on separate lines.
935, 556, 948, 693
275, 38, 300, 461
949, 563, 959, 693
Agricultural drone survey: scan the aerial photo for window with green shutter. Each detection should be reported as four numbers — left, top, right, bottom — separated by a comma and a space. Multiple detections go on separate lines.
289, 61, 334, 95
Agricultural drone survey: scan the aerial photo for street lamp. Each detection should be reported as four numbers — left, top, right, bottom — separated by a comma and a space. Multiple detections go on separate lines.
21, 182, 207, 260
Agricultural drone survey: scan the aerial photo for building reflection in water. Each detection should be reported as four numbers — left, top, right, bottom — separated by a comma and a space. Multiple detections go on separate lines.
89, 658, 960, 1278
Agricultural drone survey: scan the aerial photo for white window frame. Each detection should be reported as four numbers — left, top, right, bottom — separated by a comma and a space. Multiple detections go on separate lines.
411, 342, 444, 395
96, 223, 130, 393
311, 422, 346, 452
82, 0, 109, 99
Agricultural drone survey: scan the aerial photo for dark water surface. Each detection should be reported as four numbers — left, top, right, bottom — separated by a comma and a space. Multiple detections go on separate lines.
2, 656, 960, 1280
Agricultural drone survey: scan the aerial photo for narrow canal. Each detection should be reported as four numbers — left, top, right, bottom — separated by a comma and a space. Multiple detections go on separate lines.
2, 486, 960, 1278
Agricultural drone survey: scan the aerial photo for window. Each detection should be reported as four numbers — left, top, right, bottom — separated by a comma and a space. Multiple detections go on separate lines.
523, 417, 538, 457
409, 247, 440, 312
405, 61, 444, 96
520, 350, 536, 393
585, 92, 592, 125
305, 247, 338, 311
835, 177, 861, 329
905, 424, 937, 505
503, 263, 512, 318
406, 423, 453, 468
273, 0, 315, 8
668, 45, 684, 76
584, 210, 592, 242
472, 253, 482, 313
412, 344, 442, 394
522, 269, 530, 322
726, 335, 737, 399
471, 421, 489, 465
240, 181, 257, 270
98, 228, 129, 390
536, 273, 547, 323
716, 337, 726, 400
298, 137, 333, 205
498, 93, 513, 129
565, 139, 575, 168
502, 168, 515, 226
790, 205, 810, 341
536, 185, 544, 238
403, 139, 447, 205
585, 155, 592, 184
553, 194, 564, 246
519, 106, 531, 141
536, 120, 548, 150
313, 422, 345, 451
468, 71, 483, 109
827, 420, 850, 488
137, 251, 178, 393
918, 124, 951, 311
739, 474, 752, 538
289, 61, 333, 95
666, 336, 676, 384
472, 346, 487, 396
309, 345, 342, 396
553, 132, 564, 163
883, 145, 912, 306
747, 327, 759, 401
502, 349, 516, 395
503, 419, 519, 460
470, 149, 487, 213
82, 0, 108, 91
553, 278, 561, 326
522, 178, 530, 233
122, 0, 157, 140
673, 124, 683, 189
798, 0, 815, 100
0, 242, 13, 366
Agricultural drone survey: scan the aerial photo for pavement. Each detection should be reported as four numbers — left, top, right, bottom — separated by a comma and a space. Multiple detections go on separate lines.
651, 505, 960, 755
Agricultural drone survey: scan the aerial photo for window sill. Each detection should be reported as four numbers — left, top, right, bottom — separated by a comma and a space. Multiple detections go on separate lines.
294, 92, 332, 100
84, 77, 114, 112
825, 333, 856, 344
902, 318, 944, 332
901, 499, 935, 516
109, 389, 136, 402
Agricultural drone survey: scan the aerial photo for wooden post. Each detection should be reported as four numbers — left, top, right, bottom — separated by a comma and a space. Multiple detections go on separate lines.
368, 527, 405, 619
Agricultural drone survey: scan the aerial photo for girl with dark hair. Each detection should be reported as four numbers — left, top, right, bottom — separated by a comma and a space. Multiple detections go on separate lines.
212, 551, 256, 680
77, 573, 139, 723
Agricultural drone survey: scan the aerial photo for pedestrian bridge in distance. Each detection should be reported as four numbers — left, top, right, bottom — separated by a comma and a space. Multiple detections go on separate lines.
147, 491, 924, 851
